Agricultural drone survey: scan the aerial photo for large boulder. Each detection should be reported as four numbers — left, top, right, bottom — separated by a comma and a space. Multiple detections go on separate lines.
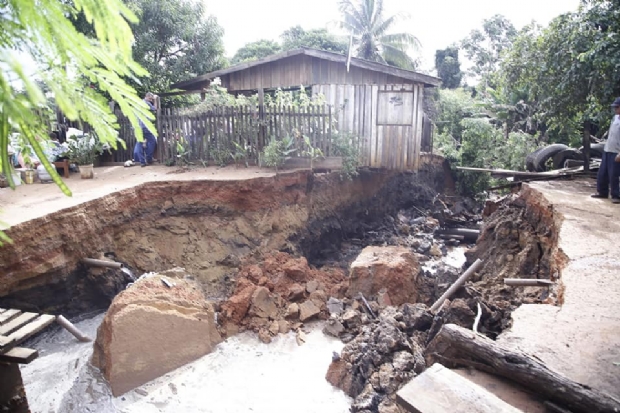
347, 246, 420, 305
92, 273, 221, 396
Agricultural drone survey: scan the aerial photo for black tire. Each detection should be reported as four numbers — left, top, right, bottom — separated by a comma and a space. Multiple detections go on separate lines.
526, 147, 545, 172
552, 148, 584, 169
532, 144, 569, 172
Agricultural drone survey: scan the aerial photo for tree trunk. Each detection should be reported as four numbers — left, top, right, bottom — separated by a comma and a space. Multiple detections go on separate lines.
425, 324, 620, 413
583, 120, 591, 172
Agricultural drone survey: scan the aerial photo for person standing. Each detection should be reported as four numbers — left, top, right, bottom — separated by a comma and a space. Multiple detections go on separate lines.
592, 97, 620, 203
133, 92, 158, 167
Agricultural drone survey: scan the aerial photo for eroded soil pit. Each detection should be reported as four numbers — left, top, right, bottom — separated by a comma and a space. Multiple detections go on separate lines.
2, 159, 568, 413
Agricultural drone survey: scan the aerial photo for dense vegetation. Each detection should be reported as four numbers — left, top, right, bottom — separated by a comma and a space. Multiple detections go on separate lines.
432, 0, 620, 196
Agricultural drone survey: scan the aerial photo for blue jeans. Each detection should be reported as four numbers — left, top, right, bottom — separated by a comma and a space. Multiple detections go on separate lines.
597, 151, 620, 198
133, 129, 157, 164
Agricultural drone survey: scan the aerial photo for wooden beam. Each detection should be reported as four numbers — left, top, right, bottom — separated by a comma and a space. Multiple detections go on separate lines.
396, 363, 522, 413
425, 324, 620, 413
0, 309, 22, 326
0, 313, 39, 336
7, 315, 56, 346
503, 279, 555, 287
0, 347, 38, 364
0, 336, 16, 352
282, 156, 343, 170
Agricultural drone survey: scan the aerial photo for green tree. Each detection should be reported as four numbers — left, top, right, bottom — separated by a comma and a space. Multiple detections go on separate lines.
460, 14, 517, 83
435, 47, 463, 89
500, 0, 620, 143
338, 0, 420, 69
281, 26, 349, 54
1, 0, 155, 244
127, 0, 226, 98
231, 40, 281, 64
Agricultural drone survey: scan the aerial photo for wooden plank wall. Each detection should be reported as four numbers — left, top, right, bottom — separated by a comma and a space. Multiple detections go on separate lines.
313, 83, 425, 171
222, 55, 415, 92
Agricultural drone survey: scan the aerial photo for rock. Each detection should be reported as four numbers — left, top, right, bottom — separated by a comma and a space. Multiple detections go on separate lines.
258, 328, 272, 343
326, 297, 344, 316
429, 244, 443, 257
323, 318, 345, 337
285, 303, 300, 320
392, 351, 415, 372
401, 303, 433, 331
348, 246, 420, 306
306, 280, 319, 293
249, 287, 278, 319
268, 320, 280, 336
246, 265, 263, 283
299, 300, 320, 322
282, 257, 309, 281
278, 319, 290, 334
91, 276, 221, 397
377, 289, 392, 308
342, 309, 362, 329
417, 241, 431, 253
378, 399, 403, 413
326, 359, 349, 389
352, 385, 381, 412
309, 289, 327, 310
378, 363, 397, 394
287, 283, 305, 301
445, 298, 476, 328
221, 280, 256, 324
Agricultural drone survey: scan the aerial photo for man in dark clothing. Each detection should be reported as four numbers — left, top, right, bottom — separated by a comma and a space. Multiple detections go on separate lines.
592, 97, 620, 203
133, 92, 158, 167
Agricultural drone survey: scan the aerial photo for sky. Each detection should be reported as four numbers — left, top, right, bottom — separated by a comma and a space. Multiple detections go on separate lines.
206, 0, 581, 72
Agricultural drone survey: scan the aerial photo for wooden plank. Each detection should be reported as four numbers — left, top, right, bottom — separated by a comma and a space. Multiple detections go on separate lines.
0, 309, 22, 325
0, 335, 16, 352
370, 85, 378, 167
414, 85, 424, 171
0, 308, 6, 314
396, 363, 523, 413
7, 314, 56, 345
0, 347, 38, 364
0, 312, 39, 336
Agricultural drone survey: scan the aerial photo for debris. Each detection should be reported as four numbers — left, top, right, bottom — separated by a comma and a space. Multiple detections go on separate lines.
134, 388, 148, 397
473, 302, 482, 333
161, 278, 175, 288
430, 259, 483, 312
358, 293, 377, 318
56, 315, 91, 343
285, 303, 300, 320
306, 280, 319, 293
326, 297, 344, 316
295, 329, 306, 346
323, 318, 345, 337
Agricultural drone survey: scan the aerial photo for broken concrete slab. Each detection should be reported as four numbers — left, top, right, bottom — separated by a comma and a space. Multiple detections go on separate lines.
91, 274, 221, 397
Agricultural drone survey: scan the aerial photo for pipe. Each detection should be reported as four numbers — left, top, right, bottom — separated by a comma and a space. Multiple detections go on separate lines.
56, 315, 91, 342
430, 259, 483, 312
504, 278, 554, 287
82, 257, 123, 269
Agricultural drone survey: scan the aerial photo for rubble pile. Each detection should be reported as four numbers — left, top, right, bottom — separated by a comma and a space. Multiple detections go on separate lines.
219, 252, 348, 342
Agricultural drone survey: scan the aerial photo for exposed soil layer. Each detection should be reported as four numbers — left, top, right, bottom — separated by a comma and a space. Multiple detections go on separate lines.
0, 161, 444, 315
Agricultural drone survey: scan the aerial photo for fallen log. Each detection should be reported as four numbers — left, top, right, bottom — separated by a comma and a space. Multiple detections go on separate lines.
435, 228, 480, 243
504, 278, 555, 287
425, 324, 620, 413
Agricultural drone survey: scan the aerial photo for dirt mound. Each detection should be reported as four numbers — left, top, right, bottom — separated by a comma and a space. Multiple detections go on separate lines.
220, 252, 347, 341
465, 188, 567, 334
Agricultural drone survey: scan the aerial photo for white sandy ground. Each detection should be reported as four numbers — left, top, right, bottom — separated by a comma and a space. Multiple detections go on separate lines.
21, 315, 350, 413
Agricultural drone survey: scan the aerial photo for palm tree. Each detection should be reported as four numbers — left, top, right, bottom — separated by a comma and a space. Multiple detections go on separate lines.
338, 0, 420, 69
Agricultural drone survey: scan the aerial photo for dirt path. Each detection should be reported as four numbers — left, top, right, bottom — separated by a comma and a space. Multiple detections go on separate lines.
0, 165, 275, 226
498, 179, 620, 398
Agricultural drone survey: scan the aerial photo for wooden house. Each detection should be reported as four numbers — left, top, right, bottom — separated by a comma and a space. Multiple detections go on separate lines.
170, 48, 441, 171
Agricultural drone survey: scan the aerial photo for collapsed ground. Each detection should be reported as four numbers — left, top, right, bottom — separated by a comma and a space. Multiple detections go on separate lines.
0, 162, 567, 412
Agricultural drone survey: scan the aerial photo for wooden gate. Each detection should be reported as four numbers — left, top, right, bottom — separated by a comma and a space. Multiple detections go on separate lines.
312, 84, 425, 171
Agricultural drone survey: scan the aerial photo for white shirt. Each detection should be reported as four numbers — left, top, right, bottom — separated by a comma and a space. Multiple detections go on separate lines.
604, 114, 620, 153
